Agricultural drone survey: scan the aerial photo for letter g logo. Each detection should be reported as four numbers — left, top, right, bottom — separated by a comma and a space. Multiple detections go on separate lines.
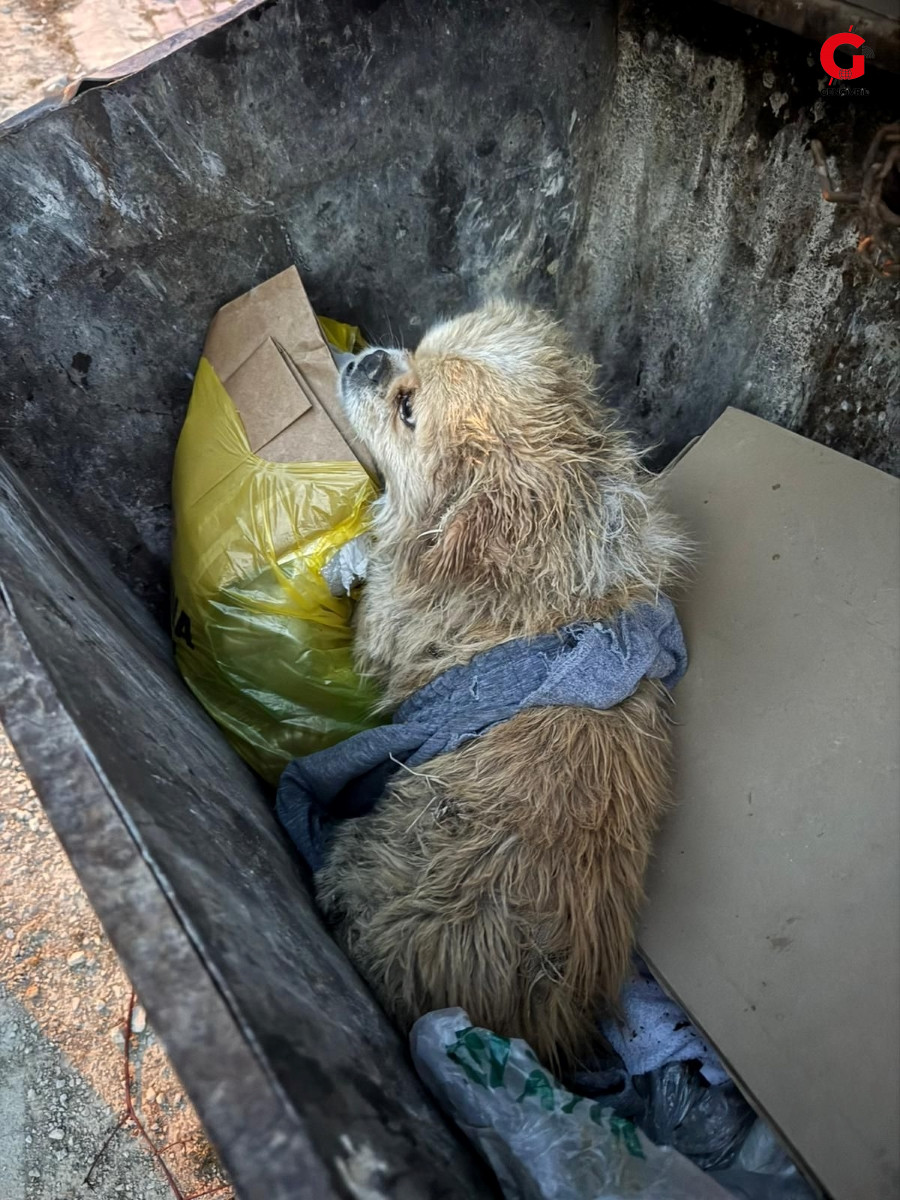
820, 30, 867, 83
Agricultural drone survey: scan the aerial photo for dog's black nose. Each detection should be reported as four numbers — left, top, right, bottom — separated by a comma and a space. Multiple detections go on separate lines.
358, 349, 390, 384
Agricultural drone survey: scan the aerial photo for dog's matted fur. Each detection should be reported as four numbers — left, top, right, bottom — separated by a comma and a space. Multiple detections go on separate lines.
317, 301, 688, 1067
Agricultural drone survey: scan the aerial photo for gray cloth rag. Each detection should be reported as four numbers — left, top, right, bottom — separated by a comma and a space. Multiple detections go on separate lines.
277, 596, 687, 871
571, 959, 731, 1130
601, 962, 730, 1086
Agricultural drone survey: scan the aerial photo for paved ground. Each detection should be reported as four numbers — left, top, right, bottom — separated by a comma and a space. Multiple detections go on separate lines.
0, 0, 232, 122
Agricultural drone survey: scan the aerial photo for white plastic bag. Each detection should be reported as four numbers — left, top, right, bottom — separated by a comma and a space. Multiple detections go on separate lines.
411, 1009, 733, 1200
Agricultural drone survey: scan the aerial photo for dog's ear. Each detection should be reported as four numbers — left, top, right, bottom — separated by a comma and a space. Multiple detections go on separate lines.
423, 489, 516, 581
420, 450, 547, 584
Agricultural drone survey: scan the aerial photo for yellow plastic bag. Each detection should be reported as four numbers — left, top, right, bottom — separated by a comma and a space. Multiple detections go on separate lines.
171, 345, 379, 786
317, 315, 366, 354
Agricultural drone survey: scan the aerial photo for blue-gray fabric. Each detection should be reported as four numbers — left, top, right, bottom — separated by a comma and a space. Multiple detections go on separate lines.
277, 597, 687, 871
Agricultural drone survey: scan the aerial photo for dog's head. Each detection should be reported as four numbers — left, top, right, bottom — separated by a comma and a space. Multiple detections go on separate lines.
341, 301, 671, 598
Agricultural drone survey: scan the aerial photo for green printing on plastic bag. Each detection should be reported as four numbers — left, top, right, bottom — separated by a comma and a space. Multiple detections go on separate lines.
444, 1026, 646, 1160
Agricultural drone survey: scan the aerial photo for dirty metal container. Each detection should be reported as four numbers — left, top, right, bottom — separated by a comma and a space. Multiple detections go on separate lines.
1, 0, 897, 1195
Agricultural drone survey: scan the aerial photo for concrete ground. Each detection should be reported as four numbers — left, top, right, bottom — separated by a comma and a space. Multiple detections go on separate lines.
1, 6, 239, 1195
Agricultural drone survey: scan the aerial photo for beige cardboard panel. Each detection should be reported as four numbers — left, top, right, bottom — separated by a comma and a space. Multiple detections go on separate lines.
275, 347, 322, 413
202, 267, 377, 477
273, 336, 376, 471
203, 267, 322, 382
646, 408, 900, 1200
261, 410, 360, 464
270, 339, 374, 468
281, 342, 342, 407
224, 337, 312, 453
295, 368, 376, 473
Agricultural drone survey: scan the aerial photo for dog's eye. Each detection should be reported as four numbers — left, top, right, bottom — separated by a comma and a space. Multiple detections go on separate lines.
396, 389, 416, 429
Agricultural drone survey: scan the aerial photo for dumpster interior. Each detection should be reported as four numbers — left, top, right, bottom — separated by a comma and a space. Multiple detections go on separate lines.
1, 0, 898, 1197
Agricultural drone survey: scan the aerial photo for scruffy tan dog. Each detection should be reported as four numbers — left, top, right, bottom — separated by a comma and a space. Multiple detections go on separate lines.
317, 301, 688, 1067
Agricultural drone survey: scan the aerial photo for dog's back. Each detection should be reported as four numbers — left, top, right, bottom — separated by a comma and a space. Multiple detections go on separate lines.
317, 689, 670, 1066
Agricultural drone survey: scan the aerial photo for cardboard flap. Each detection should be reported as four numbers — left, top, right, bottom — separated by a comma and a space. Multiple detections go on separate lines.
203, 267, 320, 383
224, 337, 312, 453
202, 266, 376, 476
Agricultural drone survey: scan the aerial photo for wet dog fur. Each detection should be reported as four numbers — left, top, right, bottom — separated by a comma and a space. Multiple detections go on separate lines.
316, 301, 688, 1068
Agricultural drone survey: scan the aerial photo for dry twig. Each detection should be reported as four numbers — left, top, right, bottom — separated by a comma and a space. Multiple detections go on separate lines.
84, 989, 232, 1200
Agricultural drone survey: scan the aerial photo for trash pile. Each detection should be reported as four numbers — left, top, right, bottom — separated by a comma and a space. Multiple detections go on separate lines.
413, 968, 818, 1200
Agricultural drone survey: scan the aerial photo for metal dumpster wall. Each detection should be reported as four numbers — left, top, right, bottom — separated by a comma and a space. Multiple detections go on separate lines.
0, 0, 897, 625
0, 455, 494, 1200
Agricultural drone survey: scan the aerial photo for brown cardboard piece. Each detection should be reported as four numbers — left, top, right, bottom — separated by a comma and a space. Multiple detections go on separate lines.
648, 408, 900, 1200
203, 267, 377, 477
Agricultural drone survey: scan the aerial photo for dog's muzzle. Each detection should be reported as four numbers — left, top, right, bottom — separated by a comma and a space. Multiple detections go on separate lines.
357, 350, 391, 384
341, 347, 403, 417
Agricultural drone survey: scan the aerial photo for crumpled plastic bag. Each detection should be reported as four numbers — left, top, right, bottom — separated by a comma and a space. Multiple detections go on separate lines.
411, 1009, 733, 1200
569, 966, 818, 1199
709, 1120, 819, 1200
320, 533, 370, 597
171, 333, 380, 786
640, 1061, 756, 1171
